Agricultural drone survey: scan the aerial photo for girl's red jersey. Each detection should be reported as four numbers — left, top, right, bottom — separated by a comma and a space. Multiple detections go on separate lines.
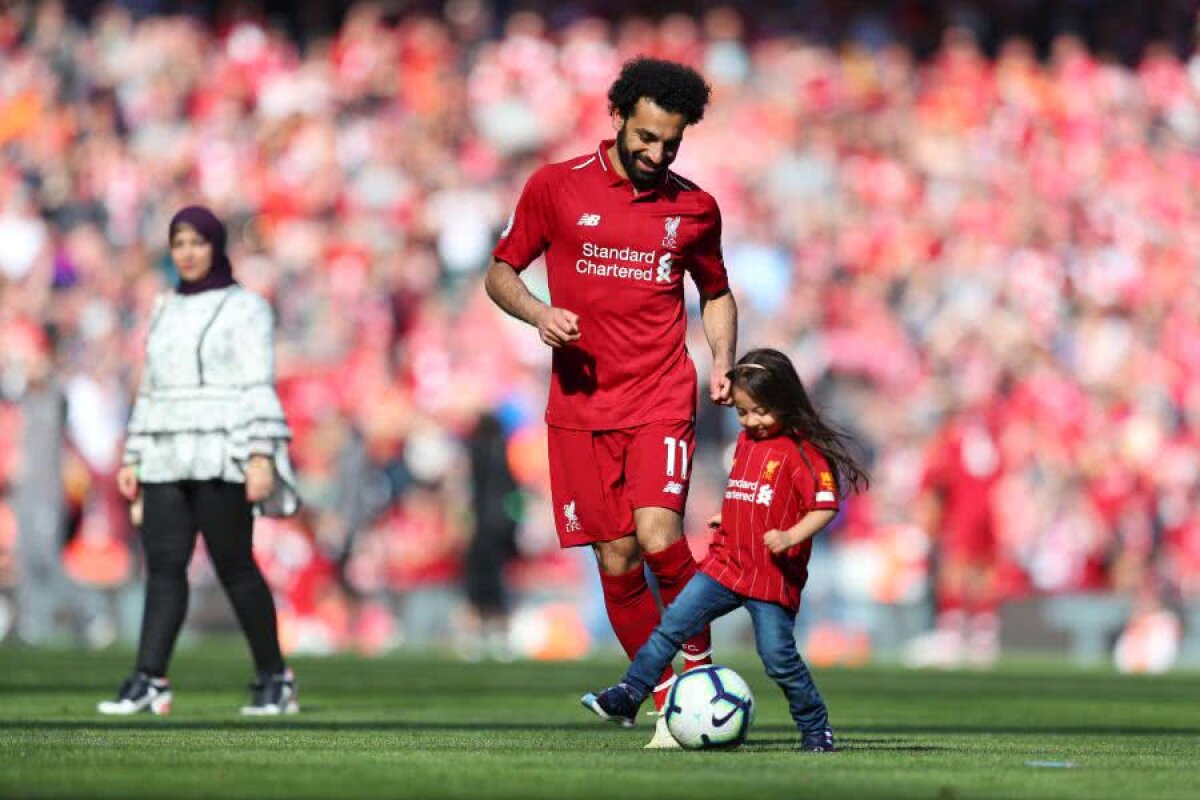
702, 431, 841, 612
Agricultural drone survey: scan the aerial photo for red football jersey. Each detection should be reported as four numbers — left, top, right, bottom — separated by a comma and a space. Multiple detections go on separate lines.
918, 412, 1003, 545
492, 140, 729, 430
702, 432, 841, 611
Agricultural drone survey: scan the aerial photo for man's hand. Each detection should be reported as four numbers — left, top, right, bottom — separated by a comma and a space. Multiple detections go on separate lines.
245, 456, 276, 503
709, 364, 732, 405
763, 528, 795, 555
699, 290, 736, 404
535, 306, 581, 348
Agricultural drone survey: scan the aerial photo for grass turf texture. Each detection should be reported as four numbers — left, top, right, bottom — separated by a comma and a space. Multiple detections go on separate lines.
1, 644, 1197, 800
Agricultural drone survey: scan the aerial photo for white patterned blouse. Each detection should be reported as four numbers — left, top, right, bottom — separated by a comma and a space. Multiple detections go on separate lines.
123, 286, 299, 516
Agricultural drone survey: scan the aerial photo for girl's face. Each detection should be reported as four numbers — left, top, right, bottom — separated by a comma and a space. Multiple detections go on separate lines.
732, 385, 783, 440
170, 224, 213, 283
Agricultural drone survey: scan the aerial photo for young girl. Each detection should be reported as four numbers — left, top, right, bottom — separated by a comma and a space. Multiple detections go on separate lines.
581, 348, 869, 751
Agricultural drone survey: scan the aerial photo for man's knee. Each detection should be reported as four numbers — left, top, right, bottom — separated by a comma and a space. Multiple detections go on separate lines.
633, 507, 683, 554
592, 537, 642, 575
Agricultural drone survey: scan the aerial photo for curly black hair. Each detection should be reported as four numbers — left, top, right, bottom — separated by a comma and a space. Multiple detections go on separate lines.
607, 57, 711, 125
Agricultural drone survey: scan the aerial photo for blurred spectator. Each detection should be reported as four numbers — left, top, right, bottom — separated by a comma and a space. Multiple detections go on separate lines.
457, 411, 521, 662
7, 323, 109, 646
906, 346, 1007, 668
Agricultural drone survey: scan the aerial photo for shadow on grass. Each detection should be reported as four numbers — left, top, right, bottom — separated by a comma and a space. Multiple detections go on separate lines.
0, 719, 615, 733
3, 720, 1199, 737
843, 724, 1200, 736
747, 737, 951, 753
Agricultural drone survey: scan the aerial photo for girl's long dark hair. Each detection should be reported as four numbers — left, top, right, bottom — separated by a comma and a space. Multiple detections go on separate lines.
728, 348, 870, 496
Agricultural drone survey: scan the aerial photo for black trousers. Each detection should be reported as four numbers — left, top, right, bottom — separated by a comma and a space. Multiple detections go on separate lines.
135, 480, 284, 677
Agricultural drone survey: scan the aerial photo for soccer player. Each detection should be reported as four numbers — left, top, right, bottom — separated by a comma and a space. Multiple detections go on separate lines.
581, 349, 871, 752
485, 57, 737, 748
907, 397, 1006, 668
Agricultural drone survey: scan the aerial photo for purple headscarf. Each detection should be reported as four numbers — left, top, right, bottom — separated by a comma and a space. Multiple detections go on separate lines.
169, 205, 237, 294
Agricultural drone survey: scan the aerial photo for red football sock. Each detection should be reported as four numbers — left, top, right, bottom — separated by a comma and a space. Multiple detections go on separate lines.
651, 674, 676, 711
644, 537, 712, 669
965, 577, 998, 616
935, 608, 966, 635
599, 563, 675, 710
966, 595, 999, 616
937, 590, 963, 617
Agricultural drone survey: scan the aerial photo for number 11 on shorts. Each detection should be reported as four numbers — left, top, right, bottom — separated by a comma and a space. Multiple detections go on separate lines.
663, 436, 690, 479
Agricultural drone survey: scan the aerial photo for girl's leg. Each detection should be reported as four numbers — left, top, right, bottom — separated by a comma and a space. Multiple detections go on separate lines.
135, 483, 199, 676
194, 481, 284, 675
622, 572, 740, 700
744, 599, 830, 734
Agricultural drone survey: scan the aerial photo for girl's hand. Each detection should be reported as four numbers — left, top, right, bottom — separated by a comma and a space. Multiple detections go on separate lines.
245, 456, 275, 503
117, 465, 140, 502
707, 512, 722, 529
763, 528, 793, 555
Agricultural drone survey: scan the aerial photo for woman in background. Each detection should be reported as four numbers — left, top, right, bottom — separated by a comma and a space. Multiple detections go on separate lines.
98, 205, 300, 716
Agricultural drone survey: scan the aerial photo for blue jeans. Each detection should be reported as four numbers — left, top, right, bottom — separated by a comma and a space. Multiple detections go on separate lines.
622, 571, 830, 734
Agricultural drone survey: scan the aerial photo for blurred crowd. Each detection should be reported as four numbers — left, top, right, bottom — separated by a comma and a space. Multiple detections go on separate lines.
1, 1, 1199, 665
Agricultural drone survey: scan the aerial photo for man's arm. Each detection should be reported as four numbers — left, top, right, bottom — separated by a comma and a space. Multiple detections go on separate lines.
484, 258, 580, 348
700, 289, 737, 404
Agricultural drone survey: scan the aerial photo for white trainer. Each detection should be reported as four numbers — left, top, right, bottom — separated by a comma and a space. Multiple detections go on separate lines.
644, 713, 681, 750
97, 673, 172, 716
240, 668, 299, 716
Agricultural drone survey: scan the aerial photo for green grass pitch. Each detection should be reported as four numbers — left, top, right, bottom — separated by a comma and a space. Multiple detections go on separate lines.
1, 644, 1197, 799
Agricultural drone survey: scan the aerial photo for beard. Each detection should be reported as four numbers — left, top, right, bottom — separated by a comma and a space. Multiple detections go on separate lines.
616, 128, 665, 190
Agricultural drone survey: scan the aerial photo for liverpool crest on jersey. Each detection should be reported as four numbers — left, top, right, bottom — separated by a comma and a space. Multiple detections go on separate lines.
662, 216, 680, 248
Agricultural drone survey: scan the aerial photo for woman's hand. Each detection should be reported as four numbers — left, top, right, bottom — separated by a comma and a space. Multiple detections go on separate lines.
244, 455, 275, 503
117, 465, 140, 502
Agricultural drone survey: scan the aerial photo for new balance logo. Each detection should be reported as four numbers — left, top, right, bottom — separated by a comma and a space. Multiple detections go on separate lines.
577, 213, 601, 227
663, 481, 684, 495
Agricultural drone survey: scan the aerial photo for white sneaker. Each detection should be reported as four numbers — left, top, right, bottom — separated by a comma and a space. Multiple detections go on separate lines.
644, 714, 681, 750
240, 668, 299, 716
97, 673, 172, 715
966, 629, 999, 669
902, 628, 964, 669
966, 613, 1000, 669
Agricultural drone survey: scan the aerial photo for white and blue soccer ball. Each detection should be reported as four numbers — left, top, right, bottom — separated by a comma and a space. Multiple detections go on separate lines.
664, 665, 755, 749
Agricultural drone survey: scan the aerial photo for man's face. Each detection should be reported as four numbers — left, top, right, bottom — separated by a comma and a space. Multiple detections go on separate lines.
613, 98, 687, 190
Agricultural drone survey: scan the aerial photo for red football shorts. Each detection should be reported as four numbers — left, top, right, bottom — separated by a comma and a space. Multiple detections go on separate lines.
547, 419, 695, 548
941, 512, 997, 564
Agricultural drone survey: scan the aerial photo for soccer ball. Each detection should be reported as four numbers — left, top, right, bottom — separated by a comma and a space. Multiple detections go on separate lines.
664, 665, 755, 749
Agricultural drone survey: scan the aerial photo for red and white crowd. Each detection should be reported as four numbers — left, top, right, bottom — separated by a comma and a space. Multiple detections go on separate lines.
1, 2, 1198, 663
